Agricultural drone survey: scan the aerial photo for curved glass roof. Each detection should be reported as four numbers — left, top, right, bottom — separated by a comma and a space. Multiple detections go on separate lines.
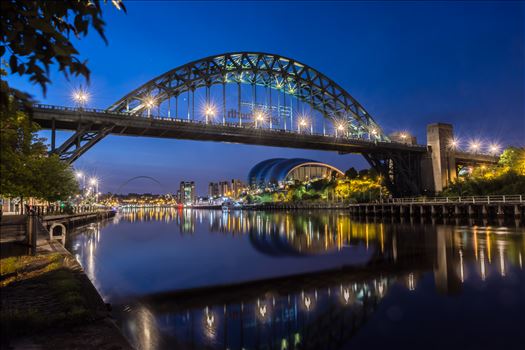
248, 158, 342, 186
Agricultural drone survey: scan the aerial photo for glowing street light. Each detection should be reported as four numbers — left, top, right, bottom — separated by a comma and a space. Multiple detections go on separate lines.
143, 96, 156, 117
204, 104, 216, 124
469, 140, 481, 153
335, 123, 345, 138
298, 118, 308, 133
75, 171, 85, 192
72, 87, 89, 108
489, 143, 501, 155
254, 111, 265, 128
448, 137, 460, 150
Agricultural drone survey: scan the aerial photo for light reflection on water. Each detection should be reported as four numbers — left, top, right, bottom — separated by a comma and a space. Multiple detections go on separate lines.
68, 208, 525, 350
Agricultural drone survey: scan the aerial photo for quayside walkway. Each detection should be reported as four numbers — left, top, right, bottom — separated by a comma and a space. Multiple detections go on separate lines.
349, 195, 524, 219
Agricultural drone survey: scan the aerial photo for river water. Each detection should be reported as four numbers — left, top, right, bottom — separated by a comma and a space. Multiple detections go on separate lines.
67, 209, 525, 350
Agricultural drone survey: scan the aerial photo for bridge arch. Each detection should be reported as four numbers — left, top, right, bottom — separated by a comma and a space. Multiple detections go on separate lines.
108, 52, 388, 140
115, 176, 167, 194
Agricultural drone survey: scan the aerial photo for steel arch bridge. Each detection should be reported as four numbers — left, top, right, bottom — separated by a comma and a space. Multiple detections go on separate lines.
30, 52, 429, 196
108, 52, 387, 141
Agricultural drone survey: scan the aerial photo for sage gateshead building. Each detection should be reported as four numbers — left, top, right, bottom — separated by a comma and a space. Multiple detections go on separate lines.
248, 158, 344, 188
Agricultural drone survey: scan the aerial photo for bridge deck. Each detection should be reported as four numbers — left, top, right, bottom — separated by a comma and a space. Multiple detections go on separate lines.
31, 105, 428, 154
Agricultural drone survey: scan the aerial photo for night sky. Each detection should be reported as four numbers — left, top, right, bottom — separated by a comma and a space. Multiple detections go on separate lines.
8, 1, 524, 195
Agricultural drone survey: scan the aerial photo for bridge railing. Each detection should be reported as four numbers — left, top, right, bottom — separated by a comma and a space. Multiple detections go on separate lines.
33, 104, 431, 151
380, 195, 523, 204
30, 204, 111, 217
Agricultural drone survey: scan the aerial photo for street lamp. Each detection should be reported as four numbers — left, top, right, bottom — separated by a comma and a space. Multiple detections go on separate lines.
75, 171, 85, 194
335, 123, 345, 138
90, 178, 99, 202
72, 87, 89, 108
489, 143, 500, 155
469, 140, 481, 154
144, 96, 156, 118
370, 128, 378, 140
448, 137, 460, 151
204, 104, 215, 124
254, 111, 264, 128
298, 118, 308, 133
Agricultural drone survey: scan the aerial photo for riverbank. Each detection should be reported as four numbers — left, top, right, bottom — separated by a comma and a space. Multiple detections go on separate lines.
0, 216, 132, 349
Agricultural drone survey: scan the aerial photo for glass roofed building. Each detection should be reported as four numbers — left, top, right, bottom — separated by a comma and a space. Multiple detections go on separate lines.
248, 158, 344, 188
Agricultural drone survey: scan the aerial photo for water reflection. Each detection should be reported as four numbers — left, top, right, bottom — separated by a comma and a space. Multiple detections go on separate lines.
69, 209, 525, 350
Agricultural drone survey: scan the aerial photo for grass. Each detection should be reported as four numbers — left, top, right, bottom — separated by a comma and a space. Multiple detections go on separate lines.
0, 253, 95, 341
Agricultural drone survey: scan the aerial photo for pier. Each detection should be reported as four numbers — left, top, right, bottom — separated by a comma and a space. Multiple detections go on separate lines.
348, 195, 524, 219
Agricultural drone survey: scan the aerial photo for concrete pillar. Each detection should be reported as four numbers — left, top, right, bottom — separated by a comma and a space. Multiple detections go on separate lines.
514, 205, 521, 218
482, 205, 488, 217
442, 205, 447, 217
431, 205, 437, 216
468, 205, 475, 217
425, 123, 457, 193
410, 205, 414, 216
454, 205, 461, 217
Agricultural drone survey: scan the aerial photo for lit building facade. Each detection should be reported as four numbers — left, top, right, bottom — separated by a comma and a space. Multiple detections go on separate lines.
248, 158, 344, 188
178, 181, 196, 205
208, 179, 247, 199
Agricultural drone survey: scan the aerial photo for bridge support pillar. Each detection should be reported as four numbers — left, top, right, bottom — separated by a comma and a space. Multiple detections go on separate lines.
454, 205, 461, 217
514, 205, 521, 218
425, 123, 457, 194
497, 205, 504, 218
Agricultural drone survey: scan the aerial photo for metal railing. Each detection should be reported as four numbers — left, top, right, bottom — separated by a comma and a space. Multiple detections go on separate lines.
33, 104, 429, 149
379, 195, 523, 204
30, 205, 108, 217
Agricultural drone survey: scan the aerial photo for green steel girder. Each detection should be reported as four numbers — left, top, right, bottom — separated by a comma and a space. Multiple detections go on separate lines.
107, 52, 388, 141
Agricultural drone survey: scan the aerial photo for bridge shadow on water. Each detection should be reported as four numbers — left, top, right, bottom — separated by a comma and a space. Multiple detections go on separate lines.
67, 209, 525, 350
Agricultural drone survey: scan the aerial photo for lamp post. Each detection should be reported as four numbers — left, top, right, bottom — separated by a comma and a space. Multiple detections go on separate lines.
255, 112, 264, 128
72, 87, 89, 109
298, 119, 307, 133
75, 171, 85, 195
144, 97, 155, 118
335, 124, 345, 138
90, 178, 99, 203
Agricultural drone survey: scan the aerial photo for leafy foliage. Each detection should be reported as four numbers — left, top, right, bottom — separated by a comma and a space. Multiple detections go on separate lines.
241, 172, 388, 204
0, 0, 125, 106
0, 97, 78, 202
442, 147, 525, 196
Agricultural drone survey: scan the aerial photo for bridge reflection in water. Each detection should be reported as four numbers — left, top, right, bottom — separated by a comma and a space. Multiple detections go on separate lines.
71, 209, 524, 350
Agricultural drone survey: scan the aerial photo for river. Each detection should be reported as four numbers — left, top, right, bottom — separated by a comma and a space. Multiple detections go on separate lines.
67, 208, 525, 350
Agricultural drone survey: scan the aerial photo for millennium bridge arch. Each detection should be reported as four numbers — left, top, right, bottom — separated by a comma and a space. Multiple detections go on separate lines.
115, 176, 167, 194
31, 52, 432, 196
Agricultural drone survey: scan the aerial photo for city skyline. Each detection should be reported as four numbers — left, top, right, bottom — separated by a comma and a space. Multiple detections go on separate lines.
8, 1, 524, 194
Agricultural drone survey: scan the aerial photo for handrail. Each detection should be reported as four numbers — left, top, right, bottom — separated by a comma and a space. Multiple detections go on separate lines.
31, 104, 430, 149
378, 195, 523, 204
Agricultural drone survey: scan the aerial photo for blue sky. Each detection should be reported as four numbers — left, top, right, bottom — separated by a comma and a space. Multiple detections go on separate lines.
8, 1, 525, 195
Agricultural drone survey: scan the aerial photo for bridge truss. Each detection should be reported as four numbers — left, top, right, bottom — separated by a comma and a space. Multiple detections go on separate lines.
108, 52, 388, 141
35, 52, 430, 196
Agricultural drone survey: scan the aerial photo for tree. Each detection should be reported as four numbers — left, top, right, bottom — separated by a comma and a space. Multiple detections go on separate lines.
0, 96, 78, 204
344, 167, 358, 179
0, 0, 126, 106
498, 147, 525, 175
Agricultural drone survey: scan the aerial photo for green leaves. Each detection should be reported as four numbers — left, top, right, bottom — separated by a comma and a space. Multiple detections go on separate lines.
0, 0, 126, 99
0, 103, 78, 201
